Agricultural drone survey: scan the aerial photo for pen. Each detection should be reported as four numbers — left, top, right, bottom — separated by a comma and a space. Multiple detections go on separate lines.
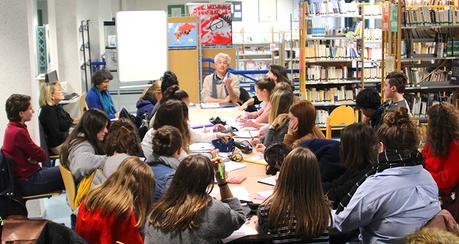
248, 130, 253, 140
217, 159, 225, 179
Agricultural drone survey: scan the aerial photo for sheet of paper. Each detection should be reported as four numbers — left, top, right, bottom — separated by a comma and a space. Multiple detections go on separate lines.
255, 190, 274, 201
234, 130, 260, 139
224, 161, 247, 172
209, 185, 250, 202
244, 154, 267, 165
189, 143, 214, 153
200, 103, 220, 109
257, 175, 276, 186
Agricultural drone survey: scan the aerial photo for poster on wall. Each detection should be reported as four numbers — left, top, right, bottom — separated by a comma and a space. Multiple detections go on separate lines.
167, 22, 198, 49
189, 3, 232, 45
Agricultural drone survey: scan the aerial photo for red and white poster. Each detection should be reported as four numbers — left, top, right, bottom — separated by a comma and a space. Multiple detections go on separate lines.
189, 3, 232, 45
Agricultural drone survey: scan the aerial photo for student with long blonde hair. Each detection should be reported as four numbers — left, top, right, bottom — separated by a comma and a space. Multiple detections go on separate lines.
145, 154, 246, 243
76, 156, 154, 244
257, 147, 330, 242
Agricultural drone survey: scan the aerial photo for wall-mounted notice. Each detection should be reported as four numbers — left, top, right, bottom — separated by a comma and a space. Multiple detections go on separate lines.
116, 11, 167, 82
167, 22, 198, 49
189, 4, 232, 45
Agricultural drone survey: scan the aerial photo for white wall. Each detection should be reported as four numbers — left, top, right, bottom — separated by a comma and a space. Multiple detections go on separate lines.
0, 0, 39, 146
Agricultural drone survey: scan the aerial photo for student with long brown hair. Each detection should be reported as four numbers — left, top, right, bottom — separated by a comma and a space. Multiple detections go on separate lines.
76, 156, 154, 244
283, 100, 325, 148
333, 108, 440, 243
238, 77, 275, 128
92, 118, 142, 185
423, 103, 459, 220
145, 154, 246, 243
257, 147, 330, 242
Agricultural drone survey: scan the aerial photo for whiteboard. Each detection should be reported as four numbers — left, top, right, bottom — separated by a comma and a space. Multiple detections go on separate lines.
116, 11, 167, 82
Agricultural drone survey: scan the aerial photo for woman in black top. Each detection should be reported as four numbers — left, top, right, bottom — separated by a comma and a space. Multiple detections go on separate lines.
39, 81, 73, 154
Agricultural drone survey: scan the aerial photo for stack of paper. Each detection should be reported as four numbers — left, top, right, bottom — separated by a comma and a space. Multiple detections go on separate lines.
257, 175, 277, 186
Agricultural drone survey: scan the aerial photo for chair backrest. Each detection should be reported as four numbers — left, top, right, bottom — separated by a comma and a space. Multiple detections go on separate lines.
79, 92, 88, 114
326, 105, 355, 139
59, 165, 77, 210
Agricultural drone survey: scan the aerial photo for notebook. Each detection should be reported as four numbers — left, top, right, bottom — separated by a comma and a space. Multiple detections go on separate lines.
257, 175, 276, 186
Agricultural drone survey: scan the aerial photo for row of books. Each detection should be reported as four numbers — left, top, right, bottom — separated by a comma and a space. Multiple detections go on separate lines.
306, 0, 359, 16
306, 86, 359, 103
403, 7, 459, 26
406, 92, 453, 119
316, 110, 329, 127
355, 67, 382, 80
306, 66, 382, 80
364, 47, 382, 61
305, 43, 360, 59
405, 66, 449, 85
405, 0, 454, 6
410, 41, 445, 57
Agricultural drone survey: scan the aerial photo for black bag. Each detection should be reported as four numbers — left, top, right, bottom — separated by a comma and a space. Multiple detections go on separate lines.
0, 150, 27, 218
441, 185, 459, 223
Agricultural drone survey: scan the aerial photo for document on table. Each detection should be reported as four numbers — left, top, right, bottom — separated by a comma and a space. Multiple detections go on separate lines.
257, 175, 277, 186
224, 161, 247, 172
255, 190, 274, 201
222, 222, 259, 243
233, 130, 259, 139
244, 154, 267, 165
209, 185, 250, 202
189, 143, 214, 153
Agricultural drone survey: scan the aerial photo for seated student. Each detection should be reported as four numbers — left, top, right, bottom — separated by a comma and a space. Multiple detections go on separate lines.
142, 100, 230, 160
144, 154, 246, 243
147, 126, 182, 201
283, 100, 325, 148
136, 80, 162, 123
86, 69, 117, 119
257, 147, 330, 243
383, 71, 410, 113
39, 81, 73, 154
423, 103, 459, 220
240, 64, 293, 110
323, 123, 378, 209
76, 156, 154, 244
201, 52, 240, 103
60, 109, 109, 182
355, 87, 384, 128
252, 87, 294, 152
333, 108, 441, 243
2, 94, 64, 196
148, 71, 180, 128
238, 77, 275, 128
142, 100, 190, 160
92, 118, 142, 185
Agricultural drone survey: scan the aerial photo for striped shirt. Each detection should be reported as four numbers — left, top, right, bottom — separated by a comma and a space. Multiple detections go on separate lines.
257, 205, 329, 243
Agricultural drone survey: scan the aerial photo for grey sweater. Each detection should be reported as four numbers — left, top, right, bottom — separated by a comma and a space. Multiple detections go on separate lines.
68, 140, 107, 182
91, 153, 130, 186
144, 197, 246, 244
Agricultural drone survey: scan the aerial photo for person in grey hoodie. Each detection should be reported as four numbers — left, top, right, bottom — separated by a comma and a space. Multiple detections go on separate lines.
145, 154, 246, 244
60, 109, 109, 182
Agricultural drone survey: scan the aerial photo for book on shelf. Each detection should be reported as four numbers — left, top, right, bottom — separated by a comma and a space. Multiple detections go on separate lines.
403, 6, 459, 26
405, 66, 449, 85
306, 0, 359, 16
306, 86, 359, 103
305, 41, 360, 59
316, 109, 329, 127
406, 92, 452, 119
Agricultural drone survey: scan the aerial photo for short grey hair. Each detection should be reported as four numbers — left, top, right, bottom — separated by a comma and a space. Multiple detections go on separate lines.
214, 52, 231, 64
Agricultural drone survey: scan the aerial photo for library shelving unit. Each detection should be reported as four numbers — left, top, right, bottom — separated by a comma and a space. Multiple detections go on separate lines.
397, 0, 459, 120
299, 0, 383, 126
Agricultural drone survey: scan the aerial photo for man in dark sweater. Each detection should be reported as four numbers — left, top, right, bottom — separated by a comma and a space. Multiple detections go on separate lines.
356, 88, 384, 129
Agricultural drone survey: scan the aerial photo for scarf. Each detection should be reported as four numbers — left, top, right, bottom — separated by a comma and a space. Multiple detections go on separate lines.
91, 86, 116, 116
336, 149, 424, 214
211, 72, 229, 99
146, 153, 181, 169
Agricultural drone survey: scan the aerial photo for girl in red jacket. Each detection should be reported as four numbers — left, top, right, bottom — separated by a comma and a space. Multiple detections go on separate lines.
76, 156, 155, 244
423, 103, 459, 206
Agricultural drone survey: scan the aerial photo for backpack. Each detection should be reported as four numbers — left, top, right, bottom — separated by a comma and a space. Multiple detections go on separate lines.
0, 149, 27, 218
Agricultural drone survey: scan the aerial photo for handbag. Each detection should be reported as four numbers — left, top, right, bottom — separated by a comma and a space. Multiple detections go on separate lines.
441, 184, 459, 223
1, 216, 47, 244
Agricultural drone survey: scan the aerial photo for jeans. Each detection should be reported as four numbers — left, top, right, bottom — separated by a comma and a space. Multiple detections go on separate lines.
18, 167, 64, 196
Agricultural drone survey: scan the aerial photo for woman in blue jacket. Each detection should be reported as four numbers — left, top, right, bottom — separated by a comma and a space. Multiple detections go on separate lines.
86, 69, 117, 119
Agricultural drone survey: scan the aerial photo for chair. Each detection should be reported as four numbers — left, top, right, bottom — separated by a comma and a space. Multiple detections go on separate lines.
38, 120, 59, 167
326, 105, 355, 139
79, 92, 88, 114
22, 191, 61, 201
59, 165, 78, 211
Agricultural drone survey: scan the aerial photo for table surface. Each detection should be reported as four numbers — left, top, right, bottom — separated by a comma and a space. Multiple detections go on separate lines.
188, 105, 273, 242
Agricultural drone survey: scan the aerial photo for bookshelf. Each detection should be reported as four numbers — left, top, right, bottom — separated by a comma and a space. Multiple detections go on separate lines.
398, 0, 459, 119
299, 0, 383, 112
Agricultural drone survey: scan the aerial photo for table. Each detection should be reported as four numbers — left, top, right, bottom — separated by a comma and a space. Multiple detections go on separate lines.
188, 105, 274, 242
